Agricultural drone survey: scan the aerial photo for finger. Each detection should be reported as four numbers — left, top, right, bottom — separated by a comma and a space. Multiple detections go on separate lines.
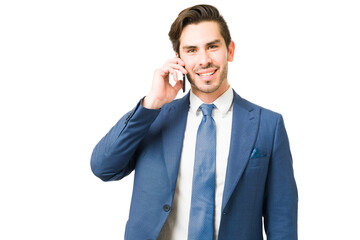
167, 57, 185, 66
162, 65, 182, 81
157, 68, 170, 79
167, 63, 188, 75
169, 68, 178, 82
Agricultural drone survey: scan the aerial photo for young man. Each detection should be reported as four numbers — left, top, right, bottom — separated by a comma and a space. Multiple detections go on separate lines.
91, 4, 298, 240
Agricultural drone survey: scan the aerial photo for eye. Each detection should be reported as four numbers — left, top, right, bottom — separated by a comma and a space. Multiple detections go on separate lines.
187, 49, 196, 53
209, 45, 218, 50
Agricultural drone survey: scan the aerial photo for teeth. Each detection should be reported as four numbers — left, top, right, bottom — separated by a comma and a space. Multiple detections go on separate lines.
199, 71, 215, 76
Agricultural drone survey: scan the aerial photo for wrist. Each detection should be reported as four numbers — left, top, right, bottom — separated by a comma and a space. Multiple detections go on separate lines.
142, 96, 163, 110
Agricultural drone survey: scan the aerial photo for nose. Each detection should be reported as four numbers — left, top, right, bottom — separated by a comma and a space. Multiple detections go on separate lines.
198, 50, 211, 67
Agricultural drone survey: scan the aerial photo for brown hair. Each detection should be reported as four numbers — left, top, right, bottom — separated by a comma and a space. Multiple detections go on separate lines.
168, 4, 232, 54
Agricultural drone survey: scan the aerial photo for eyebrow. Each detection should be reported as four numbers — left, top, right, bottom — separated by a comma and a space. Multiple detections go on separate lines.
182, 39, 222, 50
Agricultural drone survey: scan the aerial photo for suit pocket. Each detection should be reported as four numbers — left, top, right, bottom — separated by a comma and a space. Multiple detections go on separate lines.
247, 156, 269, 168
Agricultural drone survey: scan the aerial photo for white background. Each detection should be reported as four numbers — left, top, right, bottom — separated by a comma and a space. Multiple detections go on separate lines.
1, 0, 359, 239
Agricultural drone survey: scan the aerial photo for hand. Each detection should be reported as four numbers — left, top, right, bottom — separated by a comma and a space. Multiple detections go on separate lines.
143, 57, 187, 109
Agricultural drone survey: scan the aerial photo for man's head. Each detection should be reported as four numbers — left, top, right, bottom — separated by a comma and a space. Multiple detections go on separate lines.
169, 4, 235, 101
169, 4, 232, 54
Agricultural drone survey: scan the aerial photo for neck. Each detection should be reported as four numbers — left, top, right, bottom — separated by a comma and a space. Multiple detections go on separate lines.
192, 83, 230, 104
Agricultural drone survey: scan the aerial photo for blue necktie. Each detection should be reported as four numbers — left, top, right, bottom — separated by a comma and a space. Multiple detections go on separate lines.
188, 104, 216, 240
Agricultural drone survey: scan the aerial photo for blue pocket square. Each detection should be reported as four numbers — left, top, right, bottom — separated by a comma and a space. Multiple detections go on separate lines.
250, 148, 266, 159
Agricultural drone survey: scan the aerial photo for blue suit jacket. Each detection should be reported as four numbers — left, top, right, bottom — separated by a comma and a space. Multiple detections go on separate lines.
91, 90, 298, 240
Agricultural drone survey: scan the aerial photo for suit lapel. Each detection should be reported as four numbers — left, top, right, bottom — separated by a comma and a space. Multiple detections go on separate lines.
221, 91, 260, 212
162, 94, 190, 195
160, 91, 260, 209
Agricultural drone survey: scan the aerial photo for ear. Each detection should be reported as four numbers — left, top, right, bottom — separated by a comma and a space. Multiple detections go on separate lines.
227, 41, 235, 62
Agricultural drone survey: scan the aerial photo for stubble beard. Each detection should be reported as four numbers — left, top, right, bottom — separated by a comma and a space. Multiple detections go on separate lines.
187, 63, 228, 94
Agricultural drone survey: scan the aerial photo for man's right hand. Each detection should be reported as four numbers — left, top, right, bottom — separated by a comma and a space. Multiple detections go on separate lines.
142, 57, 188, 109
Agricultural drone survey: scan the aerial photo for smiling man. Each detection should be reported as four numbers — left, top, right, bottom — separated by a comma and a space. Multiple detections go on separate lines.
91, 4, 298, 240
178, 22, 233, 101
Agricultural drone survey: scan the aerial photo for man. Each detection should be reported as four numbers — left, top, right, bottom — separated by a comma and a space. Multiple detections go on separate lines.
91, 4, 297, 240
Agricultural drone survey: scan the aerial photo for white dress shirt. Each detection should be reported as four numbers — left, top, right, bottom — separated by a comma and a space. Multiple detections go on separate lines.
158, 87, 234, 240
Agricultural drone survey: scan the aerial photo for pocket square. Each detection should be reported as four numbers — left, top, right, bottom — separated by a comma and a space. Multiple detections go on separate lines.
250, 148, 266, 159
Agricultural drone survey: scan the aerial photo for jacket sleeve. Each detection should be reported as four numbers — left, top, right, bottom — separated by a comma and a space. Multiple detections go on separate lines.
90, 99, 160, 182
263, 115, 298, 240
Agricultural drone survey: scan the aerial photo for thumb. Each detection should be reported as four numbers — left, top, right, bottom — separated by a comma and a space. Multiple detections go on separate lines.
173, 80, 183, 93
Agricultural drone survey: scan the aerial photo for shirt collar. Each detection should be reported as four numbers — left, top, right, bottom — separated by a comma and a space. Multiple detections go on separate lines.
189, 87, 234, 117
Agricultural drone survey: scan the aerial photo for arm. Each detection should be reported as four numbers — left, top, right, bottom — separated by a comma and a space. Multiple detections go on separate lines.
90, 100, 160, 181
90, 57, 187, 182
263, 115, 298, 240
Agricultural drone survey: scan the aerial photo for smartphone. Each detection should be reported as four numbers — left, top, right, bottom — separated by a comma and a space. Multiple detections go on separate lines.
177, 52, 186, 93
182, 71, 186, 93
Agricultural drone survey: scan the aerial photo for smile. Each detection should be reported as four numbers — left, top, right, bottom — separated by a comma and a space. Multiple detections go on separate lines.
197, 69, 217, 77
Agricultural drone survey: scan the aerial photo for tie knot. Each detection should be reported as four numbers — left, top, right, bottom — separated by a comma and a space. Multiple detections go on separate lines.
199, 104, 215, 117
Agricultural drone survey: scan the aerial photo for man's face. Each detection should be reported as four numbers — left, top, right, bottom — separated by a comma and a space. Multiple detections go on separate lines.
179, 21, 234, 98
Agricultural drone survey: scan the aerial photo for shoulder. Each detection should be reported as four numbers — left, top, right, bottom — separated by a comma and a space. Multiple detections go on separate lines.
147, 93, 190, 132
165, 93, 189, 108
233, 91, 288, 150
233, 90, 282, 123
159, 93, 190, 114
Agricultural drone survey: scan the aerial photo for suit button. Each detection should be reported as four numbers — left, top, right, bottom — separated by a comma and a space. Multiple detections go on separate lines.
163, 204, 171, 212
